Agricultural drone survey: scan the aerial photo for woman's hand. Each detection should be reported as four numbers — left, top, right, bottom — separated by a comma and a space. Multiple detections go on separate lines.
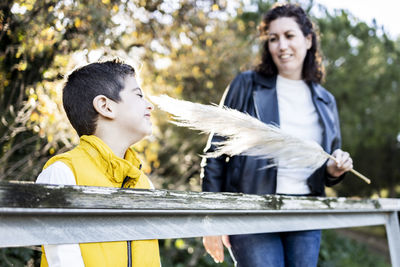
202, 235, 231, 263
326, 149, 353, 177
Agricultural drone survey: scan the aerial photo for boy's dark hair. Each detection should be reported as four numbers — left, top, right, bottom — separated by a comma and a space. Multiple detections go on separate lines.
63, 59, 135, 136
255, 3, 324, 83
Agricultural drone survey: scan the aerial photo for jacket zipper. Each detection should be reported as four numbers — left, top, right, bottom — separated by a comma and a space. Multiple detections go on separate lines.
121, 176, 132, 267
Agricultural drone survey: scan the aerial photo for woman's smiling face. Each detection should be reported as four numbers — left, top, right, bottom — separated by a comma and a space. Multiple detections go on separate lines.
267, 17, 312, 80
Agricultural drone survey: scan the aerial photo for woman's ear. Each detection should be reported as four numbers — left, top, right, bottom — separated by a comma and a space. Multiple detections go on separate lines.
306, 34, 312, 49
93, 95, 116, 119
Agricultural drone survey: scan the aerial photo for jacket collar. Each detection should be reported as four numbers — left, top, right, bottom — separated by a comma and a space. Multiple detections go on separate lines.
310, 82, 331, 105
79, 135, 142, 186
252, 71, 276, 89
252, 73, 279, 125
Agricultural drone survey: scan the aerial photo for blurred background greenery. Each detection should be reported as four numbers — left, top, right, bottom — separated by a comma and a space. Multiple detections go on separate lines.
1, 0, 399, 266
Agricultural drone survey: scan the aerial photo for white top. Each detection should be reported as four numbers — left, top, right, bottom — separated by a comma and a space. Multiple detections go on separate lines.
36, 161, 76, 186
275, 75, 323, 195
36, 161, 85, 267
36, 161, 156, 266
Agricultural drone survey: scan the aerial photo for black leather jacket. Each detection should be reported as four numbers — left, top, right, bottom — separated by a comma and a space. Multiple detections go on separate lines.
201, 71, 344, 196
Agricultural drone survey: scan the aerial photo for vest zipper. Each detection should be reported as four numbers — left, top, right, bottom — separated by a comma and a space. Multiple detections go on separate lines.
122, 176, 132, 267
127, 241, 132, 267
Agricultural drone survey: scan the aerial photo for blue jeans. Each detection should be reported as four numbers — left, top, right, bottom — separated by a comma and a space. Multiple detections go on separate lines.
229, 230, 321, 267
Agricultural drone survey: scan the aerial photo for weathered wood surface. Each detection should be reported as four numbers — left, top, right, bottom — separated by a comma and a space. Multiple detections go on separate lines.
0, 182, 399, 266
0, 182, 399, 213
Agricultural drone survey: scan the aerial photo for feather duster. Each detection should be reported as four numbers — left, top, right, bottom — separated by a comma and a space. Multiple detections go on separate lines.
149, 95, 370, 184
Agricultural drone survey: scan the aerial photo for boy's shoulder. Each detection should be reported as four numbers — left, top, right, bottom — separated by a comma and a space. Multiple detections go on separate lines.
43, 145, 83, 171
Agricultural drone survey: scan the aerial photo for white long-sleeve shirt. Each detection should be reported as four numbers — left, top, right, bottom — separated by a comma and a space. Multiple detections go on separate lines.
36, 161, 85, 267
276, 75, 323, 195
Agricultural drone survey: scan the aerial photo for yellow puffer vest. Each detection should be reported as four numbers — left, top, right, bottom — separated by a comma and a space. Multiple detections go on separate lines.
40, 135, 160, 267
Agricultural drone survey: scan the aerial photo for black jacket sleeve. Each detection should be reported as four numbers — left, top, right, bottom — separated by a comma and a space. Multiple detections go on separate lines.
324, 96, 346, 186
201, 74, 246, 192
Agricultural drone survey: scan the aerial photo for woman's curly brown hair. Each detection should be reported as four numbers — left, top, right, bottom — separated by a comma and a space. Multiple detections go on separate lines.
255, 3, 324, 83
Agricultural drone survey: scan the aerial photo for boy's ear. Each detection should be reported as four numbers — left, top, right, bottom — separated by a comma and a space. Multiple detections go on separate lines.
93, 95, 116, 119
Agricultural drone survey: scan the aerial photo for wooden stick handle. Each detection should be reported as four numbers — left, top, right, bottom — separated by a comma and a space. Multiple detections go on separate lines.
349, 169, 371, 184
327, 155, 371, 184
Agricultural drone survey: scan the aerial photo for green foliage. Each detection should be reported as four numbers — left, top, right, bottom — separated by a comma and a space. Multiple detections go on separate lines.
318, 230, 390, 267
0, 247, 40, 267
316, 8, 400, 197
160, 238, 234, 267
0, 0, 123, 181
139, 0, 260, 190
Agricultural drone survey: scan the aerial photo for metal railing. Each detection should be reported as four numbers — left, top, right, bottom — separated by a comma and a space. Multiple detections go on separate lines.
0, 182, 399, 266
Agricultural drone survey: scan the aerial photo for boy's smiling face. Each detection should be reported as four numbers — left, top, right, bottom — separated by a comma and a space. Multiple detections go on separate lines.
114, 74, 154, 140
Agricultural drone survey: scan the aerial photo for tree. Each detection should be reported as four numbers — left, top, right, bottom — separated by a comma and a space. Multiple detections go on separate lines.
316, 9, 400, 197
0, 0, 124, 181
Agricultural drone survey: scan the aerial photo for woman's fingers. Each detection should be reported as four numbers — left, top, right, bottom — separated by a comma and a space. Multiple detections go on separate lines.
203, 236, 225, 263
343, 157, 353, 171
327, 149, 353, 177
333, 149, 343, 167
221, 235, 231, 248
337, 151, 352, 171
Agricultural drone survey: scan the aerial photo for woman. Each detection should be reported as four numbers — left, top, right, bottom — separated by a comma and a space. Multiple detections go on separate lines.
201, 3, 353, 267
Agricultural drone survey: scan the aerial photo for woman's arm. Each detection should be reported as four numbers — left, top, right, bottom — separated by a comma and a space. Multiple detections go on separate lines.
201, 73, 247, 192
201, 73, 247, 261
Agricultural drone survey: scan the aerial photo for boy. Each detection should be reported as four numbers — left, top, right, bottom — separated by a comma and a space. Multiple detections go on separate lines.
36, 59, 160, 267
